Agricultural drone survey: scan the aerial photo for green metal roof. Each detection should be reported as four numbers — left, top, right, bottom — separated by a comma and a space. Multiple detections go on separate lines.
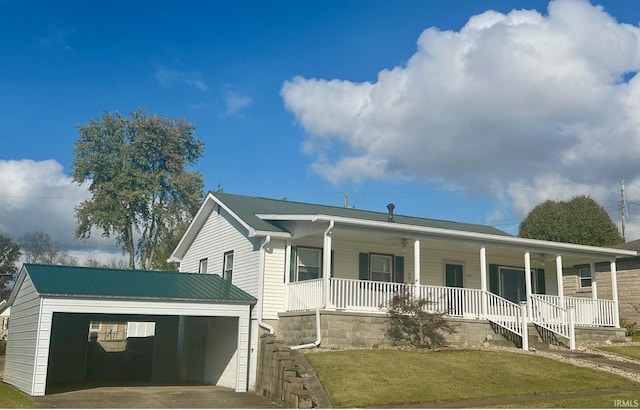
214, 192, 511, 236
23, 264, 257, 304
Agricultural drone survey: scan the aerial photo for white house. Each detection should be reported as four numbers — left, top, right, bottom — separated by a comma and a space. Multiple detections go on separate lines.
170, 191, 637, 390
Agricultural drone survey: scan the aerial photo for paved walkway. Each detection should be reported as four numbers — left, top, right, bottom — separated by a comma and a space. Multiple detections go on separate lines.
32, 384, 279, 409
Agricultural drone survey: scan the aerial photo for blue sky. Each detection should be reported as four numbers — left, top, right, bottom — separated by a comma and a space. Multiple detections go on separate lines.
2, 0, 640, 261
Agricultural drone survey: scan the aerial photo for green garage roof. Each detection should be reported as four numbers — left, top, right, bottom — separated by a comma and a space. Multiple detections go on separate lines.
22, 264, 257, 304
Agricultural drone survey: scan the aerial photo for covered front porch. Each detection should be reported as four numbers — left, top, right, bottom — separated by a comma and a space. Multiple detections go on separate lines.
277, 217, 632, 350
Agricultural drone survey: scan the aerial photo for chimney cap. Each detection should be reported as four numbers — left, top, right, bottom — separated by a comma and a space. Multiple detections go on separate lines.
387, 203, 395, 222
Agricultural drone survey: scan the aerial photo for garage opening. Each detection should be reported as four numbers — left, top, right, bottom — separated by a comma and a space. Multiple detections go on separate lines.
46, 313, 170, 392
87, 320, 156, 382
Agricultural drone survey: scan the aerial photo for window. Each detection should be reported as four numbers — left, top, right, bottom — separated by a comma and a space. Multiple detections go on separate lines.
297, 247, 322, 281
445, 263, 464, 288
199, 258, 208, 273
578, 267, 592, 289
89, 322, 101, 331
370, 254, 393, 282
2, 317, 8, 330
223, 251, 234, 282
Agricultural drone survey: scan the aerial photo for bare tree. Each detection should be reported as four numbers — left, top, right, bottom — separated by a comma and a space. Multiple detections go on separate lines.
19, 231, 57, 263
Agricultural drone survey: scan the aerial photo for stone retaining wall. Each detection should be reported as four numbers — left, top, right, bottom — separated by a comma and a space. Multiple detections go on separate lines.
278, 310, 627, 349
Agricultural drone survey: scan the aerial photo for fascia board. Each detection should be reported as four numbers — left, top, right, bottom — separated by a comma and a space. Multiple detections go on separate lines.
169, 192, 217, 262
307, 215, 637, 259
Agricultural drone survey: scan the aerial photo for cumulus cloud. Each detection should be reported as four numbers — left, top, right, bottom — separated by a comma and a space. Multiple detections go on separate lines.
0, 159, 122, 264
155, 65, 208, 91
282, 0, 640, 238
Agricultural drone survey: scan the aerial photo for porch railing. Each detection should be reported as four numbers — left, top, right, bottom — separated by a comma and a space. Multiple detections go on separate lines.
414, 285, 484, 318
531, 294, 616, 327
287, 278, 323, 311
485, 292, 522, 337
529, 294, 569, 338
330, 278, 411, 310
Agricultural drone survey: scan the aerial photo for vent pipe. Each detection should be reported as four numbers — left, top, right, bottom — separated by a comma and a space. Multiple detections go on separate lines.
387, 203, 395, 222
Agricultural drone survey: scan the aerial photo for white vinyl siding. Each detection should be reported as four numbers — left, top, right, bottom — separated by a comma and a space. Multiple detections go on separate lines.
262, 239, 287, 320
3, 274, 42, 396
180, 206, 260, 298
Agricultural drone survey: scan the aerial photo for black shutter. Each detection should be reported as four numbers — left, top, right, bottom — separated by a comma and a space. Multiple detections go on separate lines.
489, 264, 499, 294
330, 250, 334, 277
394, 256, 404, 283
359, 253, 369, 280
289, 246, 297, 282
536, 268, 546, 294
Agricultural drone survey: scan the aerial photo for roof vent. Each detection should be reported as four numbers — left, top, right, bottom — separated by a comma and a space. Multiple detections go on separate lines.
387, 203, 395, 222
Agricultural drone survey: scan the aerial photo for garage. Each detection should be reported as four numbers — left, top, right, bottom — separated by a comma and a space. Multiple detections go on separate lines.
2, 264, 256, 396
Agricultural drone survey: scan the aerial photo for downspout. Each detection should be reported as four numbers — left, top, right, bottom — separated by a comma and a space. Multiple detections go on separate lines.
290, 220, 334, 350
258, 235, 275, 334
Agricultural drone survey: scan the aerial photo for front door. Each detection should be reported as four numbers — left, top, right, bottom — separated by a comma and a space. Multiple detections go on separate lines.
499, 267, 527, 303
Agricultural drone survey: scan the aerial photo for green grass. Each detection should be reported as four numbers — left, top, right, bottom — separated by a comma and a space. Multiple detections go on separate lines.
0, 382, 36, 408
597, 345, 640, 361
305, 349, 635, 408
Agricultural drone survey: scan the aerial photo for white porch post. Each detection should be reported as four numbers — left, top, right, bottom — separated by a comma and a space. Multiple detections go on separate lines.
414, 240, 421, 296
556, 255, 564, 308
590, 262, 598, 300
323, 221, 334, 308
524, 252, 532, 318
611, 259, 620, 328
480, 247, 487, 317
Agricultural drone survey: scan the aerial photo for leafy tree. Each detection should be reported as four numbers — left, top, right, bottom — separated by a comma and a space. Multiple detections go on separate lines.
518, 196, 623, 246
385, 291, 456, 348
72, 109, 205, 270
0, 235, 20, 300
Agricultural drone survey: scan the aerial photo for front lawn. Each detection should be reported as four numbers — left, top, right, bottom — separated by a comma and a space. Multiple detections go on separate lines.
597, 345, 640, 361
0, 382, 35, 408
305, 349, 634, 408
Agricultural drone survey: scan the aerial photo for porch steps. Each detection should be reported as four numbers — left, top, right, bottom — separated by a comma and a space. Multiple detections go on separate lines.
490, 323, 551, 350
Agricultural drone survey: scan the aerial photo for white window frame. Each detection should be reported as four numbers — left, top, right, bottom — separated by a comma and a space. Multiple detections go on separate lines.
199, 258, 208, 274
578, 267, 592, 290
370, 253, 393, 282
223, 251, 234, 281
296, 247, 322, 281
89, 322, 101, 331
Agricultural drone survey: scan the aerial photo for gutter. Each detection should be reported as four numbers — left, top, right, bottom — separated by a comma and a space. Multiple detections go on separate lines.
290, 220, 334, 350
257, 235, 275, 334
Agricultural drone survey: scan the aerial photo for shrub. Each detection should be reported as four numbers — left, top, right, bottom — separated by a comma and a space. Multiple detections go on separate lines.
0, 340, 6, 356
385, 290, 456, 348
620, 319, 638, 337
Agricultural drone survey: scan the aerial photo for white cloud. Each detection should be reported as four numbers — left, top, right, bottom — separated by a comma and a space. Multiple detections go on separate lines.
282, 0, 640, 239
154, 65, 208, 91
36, 27, 74, 52
220, 86, 252, 117
0, 159, 122, 263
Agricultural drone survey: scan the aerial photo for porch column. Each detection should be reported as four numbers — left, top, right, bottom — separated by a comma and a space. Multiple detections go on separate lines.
323, 221, 334, 308
480, 247, 487, 317
524, 252, 532, 318
590, 262, 598, 300
611, 259, 620, 327
414, 240, 421, 294
556, 255, 564, 308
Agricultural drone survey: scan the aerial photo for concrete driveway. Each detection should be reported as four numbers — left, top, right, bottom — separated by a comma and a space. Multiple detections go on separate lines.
32, 384, 279, 409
